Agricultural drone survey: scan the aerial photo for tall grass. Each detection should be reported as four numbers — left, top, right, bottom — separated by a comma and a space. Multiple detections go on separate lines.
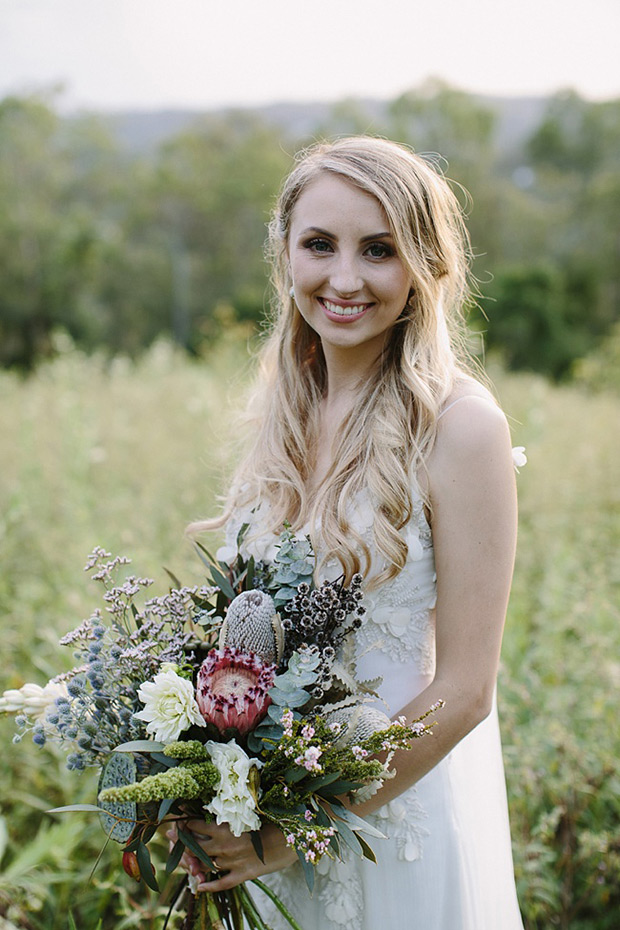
1, 341, 618, 928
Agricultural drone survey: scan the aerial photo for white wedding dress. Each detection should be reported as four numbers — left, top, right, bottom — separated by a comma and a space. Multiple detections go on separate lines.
220, 485, 524, 930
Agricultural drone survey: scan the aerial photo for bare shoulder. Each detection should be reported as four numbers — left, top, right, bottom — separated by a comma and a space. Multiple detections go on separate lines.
427, 385, 513, 496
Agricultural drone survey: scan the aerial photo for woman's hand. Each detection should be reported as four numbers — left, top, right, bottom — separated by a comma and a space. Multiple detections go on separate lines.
168, 818, 298, 892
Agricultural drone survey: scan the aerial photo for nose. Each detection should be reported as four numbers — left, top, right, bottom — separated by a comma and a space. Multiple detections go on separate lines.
330, 252, 362, 297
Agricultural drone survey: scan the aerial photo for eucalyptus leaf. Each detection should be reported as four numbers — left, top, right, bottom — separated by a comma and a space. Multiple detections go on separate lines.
158, 798, 176, 821
268, 687, 309, 707
166, 838, 185, 874
296, 847, 315, 893
356, 832, 378, 863
178, 827, 216, 871
113, 740, 166, 754
48, 804, 106, 814
329, 803, 387, 839
334, 818, 364, 857
284, 767, 310, 784
302, 772, 343, 792
250, 829, 264, 863
209, 565, 236, 600
136, 841, 159, 892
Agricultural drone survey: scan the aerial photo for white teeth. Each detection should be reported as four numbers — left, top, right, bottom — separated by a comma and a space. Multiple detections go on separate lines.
322, 299, 368, 316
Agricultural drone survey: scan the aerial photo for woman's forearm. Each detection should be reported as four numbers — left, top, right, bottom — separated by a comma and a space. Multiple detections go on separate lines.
348, 676, 490, 818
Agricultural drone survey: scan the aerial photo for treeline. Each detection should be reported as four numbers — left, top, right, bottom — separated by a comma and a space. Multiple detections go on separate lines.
1, 83, 619, 378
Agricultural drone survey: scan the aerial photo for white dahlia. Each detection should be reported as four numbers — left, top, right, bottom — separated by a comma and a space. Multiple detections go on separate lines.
134, 667, 205, 743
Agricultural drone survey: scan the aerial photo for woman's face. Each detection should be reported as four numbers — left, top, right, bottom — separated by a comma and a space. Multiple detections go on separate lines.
288, 172, 412, 360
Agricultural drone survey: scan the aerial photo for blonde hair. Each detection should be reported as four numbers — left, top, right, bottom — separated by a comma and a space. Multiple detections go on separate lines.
201, 136, 479, 586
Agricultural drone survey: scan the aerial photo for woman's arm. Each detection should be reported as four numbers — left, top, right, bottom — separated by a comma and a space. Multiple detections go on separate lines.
185, 395, 518, 885
352, 394, 517, 816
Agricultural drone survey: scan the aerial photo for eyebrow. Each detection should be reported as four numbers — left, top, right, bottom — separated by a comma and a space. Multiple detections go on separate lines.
299, 226, 393, 242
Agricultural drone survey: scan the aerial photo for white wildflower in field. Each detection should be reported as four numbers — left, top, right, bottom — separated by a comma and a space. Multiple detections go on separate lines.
512, 446, 528, 472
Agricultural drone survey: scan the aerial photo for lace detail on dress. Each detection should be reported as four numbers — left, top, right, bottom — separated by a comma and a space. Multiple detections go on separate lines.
351, 494, 437, 674
318, 856, 363, 930
259, 856, 363, 930
369, 784, 430, 862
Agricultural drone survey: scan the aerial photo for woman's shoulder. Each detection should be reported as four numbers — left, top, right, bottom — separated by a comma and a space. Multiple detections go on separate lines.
437, 377, 500, 422
426, 380, 511, 487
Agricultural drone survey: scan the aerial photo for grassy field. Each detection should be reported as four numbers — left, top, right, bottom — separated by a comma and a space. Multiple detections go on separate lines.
0, 339, 618, 928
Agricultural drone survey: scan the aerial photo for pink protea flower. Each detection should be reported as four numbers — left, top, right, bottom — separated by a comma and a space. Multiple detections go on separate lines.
196, 647, 275, 736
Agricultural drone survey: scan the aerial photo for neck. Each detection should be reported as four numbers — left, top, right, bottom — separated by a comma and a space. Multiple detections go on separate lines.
320, 339, 384, 406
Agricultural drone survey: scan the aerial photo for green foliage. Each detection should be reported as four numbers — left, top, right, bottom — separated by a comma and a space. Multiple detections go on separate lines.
1, 86, 619, 379
477, 263, 603, 379
0, 338, 618, 927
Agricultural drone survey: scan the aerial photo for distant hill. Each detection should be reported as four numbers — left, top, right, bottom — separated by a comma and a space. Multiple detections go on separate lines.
101, 93, 551, 158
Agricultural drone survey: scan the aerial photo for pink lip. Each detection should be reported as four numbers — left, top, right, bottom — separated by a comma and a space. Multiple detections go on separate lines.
318, 297, 373, 323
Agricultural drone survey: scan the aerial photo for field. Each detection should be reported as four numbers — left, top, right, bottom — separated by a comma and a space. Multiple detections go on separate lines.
0, 339, 618, 928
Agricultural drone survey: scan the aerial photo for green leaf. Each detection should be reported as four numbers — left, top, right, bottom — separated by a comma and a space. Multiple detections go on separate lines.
319, 779, 365, 797
284, 767, 310, 784
333, 818, 364, 857
166, 838, 185, 874
47, 804, 106, 814
151, 752, 178, 768
302, 772, 343, 792
113, 740, 166, 753
177, 827, 216, 871
296, 847, 315, 893
356, 832, 378, 863
250, 829, 264, 863
136, 841, 159, 892
269, 687, 309, 707
209, 564, 236, 600
329, 803, 387, 839
163, 566, 182, 589
158, 798, 176, 821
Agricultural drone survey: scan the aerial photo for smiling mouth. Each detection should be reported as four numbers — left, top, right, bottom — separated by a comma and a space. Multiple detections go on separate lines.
319, 298, 372, 318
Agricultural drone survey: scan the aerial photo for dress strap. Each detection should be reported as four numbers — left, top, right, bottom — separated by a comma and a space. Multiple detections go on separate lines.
437, 395, 481, 419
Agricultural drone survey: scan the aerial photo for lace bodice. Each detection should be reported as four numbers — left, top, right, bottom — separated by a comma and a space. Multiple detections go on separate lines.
218, 485, 437, 712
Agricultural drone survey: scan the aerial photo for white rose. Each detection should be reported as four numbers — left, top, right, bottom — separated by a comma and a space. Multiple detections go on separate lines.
134, 668, 205, 743
205, 739, 261, 836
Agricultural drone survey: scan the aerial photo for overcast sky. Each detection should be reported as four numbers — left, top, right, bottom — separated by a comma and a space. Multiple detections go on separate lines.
2, 0, 619, 112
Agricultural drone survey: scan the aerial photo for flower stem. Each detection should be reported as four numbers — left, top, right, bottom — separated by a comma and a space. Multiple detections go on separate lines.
237, 884, 269, 929
251, 880, 304, 930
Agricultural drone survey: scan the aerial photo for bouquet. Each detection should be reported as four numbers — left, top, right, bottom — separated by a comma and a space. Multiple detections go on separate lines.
1, 527, 442, 929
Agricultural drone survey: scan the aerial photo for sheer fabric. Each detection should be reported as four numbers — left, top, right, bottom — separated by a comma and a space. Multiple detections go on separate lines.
220, 486, 524, 929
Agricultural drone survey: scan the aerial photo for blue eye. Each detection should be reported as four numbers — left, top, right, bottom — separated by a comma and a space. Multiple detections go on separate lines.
365, 242, 393, 259
304, 238, 333, 253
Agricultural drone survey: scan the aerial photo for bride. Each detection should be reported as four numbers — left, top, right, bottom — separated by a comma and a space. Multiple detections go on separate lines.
184, 136, 524, 929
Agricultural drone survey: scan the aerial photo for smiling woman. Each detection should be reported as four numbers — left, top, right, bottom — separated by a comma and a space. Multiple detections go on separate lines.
189, 136, 525, 930
288, 173, 412, 359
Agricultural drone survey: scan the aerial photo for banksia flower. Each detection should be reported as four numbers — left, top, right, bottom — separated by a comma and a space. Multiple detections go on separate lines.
197, 647, 275, 735
219, 590, 284, 665
324, 704, 392, 747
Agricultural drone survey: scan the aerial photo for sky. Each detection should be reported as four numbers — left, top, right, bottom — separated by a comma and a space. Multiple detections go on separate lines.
1, 0, 619, 112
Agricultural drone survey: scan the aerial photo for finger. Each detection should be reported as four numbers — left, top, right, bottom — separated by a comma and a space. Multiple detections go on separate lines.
197, 869, 246, 893
185, 819, 213, 841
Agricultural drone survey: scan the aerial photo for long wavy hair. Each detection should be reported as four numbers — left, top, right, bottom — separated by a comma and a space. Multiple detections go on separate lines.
199, 136, 480, 586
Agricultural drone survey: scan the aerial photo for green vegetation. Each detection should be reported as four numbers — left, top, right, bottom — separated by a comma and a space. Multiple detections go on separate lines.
1, 80, 618, 927
0, 341, 618, 928
1, 85, 619, 381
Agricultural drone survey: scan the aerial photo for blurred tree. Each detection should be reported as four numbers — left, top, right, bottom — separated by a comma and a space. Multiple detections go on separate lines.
151, 113, 291, 351
479, 263, 602, 379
